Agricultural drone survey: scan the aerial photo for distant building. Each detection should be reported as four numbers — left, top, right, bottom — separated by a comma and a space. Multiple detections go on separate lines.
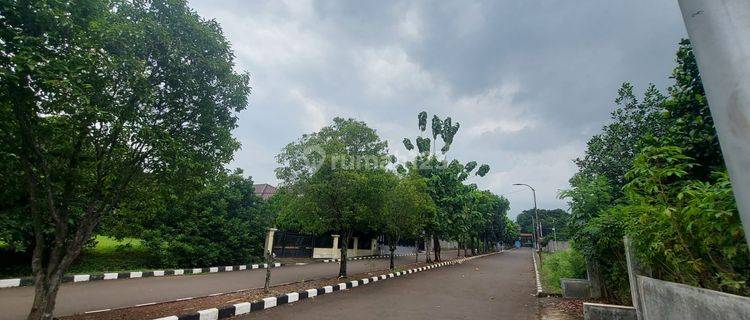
253, 183, 277, 200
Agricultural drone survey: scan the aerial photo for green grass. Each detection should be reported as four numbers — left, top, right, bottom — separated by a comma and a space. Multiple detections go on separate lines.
0, 236, 155, 278
67, 236, 153, 274
540, 249, 587, 294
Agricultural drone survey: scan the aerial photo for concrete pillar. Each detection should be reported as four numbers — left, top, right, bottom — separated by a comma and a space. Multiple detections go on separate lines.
678, 0, 750, 250
331, 234, 339, 258
371, 238, 378, 255
624, 236, 652, 320
353, 237, 359, 257
264, 228, 277, 256
586, 260, 602, 299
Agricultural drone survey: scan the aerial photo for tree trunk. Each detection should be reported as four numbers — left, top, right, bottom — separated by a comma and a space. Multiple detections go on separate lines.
425, 234, 432, 263
464, 237, 469, 257
339, 231, 351, 278
389, 245, 396, 270
264, 249, 273, 293
27, 273, 62, 320
457, 239, 461, 258
433, 237, 441, 262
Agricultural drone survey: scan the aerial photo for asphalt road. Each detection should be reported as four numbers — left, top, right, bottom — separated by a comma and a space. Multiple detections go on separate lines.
0, 254, 446, 320
242, 248, 538, 320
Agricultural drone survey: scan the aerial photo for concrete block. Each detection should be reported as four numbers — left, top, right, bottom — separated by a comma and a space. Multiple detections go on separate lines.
561, 278, 591, 299
584, 303, 637, 320
638, 276, 750, 320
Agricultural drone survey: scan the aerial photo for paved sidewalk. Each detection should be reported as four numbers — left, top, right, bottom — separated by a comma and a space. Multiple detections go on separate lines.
0, 255, 428, 320
243, 248, 538, 320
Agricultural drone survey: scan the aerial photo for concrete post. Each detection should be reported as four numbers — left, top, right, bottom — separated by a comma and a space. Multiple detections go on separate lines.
678, 0, 750, 250
586, 260, 602, 299
331, 234, 340, 259
264, 228, 277, 256
370, 238, 378, 255
352, 237, 359, 257
624, 236, 652, 320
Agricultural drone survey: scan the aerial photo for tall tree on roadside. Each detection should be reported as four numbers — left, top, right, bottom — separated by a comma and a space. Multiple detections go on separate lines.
0, 1, 250, 319
275, 118, 390, 277
381, 173, 435, 269
401, 111, 490, 262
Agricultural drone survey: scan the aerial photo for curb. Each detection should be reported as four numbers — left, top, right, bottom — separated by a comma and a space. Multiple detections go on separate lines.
0, 262, 283, 289
531, 250, 544, 296
0, 253, 416, 289
322, 253, 415, 263
153, 251, 501, 320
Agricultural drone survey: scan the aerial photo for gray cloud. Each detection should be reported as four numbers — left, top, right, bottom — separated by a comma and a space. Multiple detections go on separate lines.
188, 0, 686, 218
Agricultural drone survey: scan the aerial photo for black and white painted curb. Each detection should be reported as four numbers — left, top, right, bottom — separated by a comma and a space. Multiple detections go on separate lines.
153, 252, 499, 320
531, 250, 543, 296
0, 262, 283, 289
0, 254, 414, 289
322, 253, 415, 263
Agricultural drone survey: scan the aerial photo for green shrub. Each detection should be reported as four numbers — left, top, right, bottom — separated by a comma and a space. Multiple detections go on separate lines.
541, 249, 587, 294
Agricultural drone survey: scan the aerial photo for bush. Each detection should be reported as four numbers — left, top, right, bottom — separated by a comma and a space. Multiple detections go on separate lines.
541, 249, 587, 294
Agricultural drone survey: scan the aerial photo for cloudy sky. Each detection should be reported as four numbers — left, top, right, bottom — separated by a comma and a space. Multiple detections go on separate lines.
188, 0, 687, 219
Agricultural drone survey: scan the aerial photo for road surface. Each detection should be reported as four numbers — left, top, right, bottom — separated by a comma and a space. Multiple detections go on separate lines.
244, 248, 538, 320
0, 254, 441, 320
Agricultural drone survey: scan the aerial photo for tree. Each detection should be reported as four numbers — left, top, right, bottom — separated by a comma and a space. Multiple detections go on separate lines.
0, 1, 249, 318
275, 118, 390, 277
515, 208, 571, 241
381, 173, 435, 269
401, 111, 490, 262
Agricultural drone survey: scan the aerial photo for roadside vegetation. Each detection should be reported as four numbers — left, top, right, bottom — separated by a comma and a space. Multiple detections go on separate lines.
560, 40, 750, 303
0, 2, 518, 319
540, 250, 586, 294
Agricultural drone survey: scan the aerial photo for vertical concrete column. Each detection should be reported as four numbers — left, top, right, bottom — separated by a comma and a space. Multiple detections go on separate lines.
625, 236, 652, 320
586, 260, 602, 299
353, 237, 359, 257
264, 228, 277, 256
331, 234, 340, 259
678, 0, 750, 250
371, 238, 378, 255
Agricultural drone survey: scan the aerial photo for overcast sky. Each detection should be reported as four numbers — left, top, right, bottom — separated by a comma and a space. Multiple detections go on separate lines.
188, 0, 687, 219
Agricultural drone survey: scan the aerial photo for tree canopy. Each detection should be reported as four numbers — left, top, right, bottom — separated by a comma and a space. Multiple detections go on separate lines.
0, 0, 250, 318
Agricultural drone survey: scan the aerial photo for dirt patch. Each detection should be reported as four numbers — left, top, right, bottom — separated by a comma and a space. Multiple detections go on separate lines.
59, 261, 433, 320
537, 296, 598, 320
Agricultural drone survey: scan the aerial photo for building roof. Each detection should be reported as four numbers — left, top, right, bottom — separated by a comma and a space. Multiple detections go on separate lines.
253, 183, 277, 200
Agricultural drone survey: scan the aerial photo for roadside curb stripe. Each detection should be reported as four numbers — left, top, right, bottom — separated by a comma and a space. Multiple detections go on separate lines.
322, 253, 417, 263
152, 251, 502, 320
0, 261, 290, 289
531, 250, 543, 296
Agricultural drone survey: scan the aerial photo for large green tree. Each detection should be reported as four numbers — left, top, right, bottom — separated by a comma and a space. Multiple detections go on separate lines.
0, 1, 249, 318
380, 172, 435, 269
275, 118, 390, 277
401, 111, 490, 261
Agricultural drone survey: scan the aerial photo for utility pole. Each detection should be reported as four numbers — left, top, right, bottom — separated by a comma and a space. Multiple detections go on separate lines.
514, 183, 541, 252
678, 0, 750, 251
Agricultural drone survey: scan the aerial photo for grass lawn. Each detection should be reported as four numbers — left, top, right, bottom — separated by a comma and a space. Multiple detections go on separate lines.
540, 250, 587, 294
67, 235, 154, 274
0, 236, 155, 278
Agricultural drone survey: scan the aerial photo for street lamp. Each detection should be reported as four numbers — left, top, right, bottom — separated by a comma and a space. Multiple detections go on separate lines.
513, 183, 541, 252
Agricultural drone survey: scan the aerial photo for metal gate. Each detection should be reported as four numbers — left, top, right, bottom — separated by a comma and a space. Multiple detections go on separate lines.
272, 231, 315, 258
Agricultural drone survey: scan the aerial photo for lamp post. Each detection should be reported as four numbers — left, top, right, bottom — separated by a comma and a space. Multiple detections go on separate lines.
514, 183, 541, 252
552, 227, 557, 252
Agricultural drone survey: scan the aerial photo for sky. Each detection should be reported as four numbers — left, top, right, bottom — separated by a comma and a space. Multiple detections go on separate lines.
187, 0, 687, 219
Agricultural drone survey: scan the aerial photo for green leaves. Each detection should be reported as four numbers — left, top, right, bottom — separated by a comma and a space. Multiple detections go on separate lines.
403, 138, 414, 151
476, 164, 490, 177
418, 111, 428, 132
